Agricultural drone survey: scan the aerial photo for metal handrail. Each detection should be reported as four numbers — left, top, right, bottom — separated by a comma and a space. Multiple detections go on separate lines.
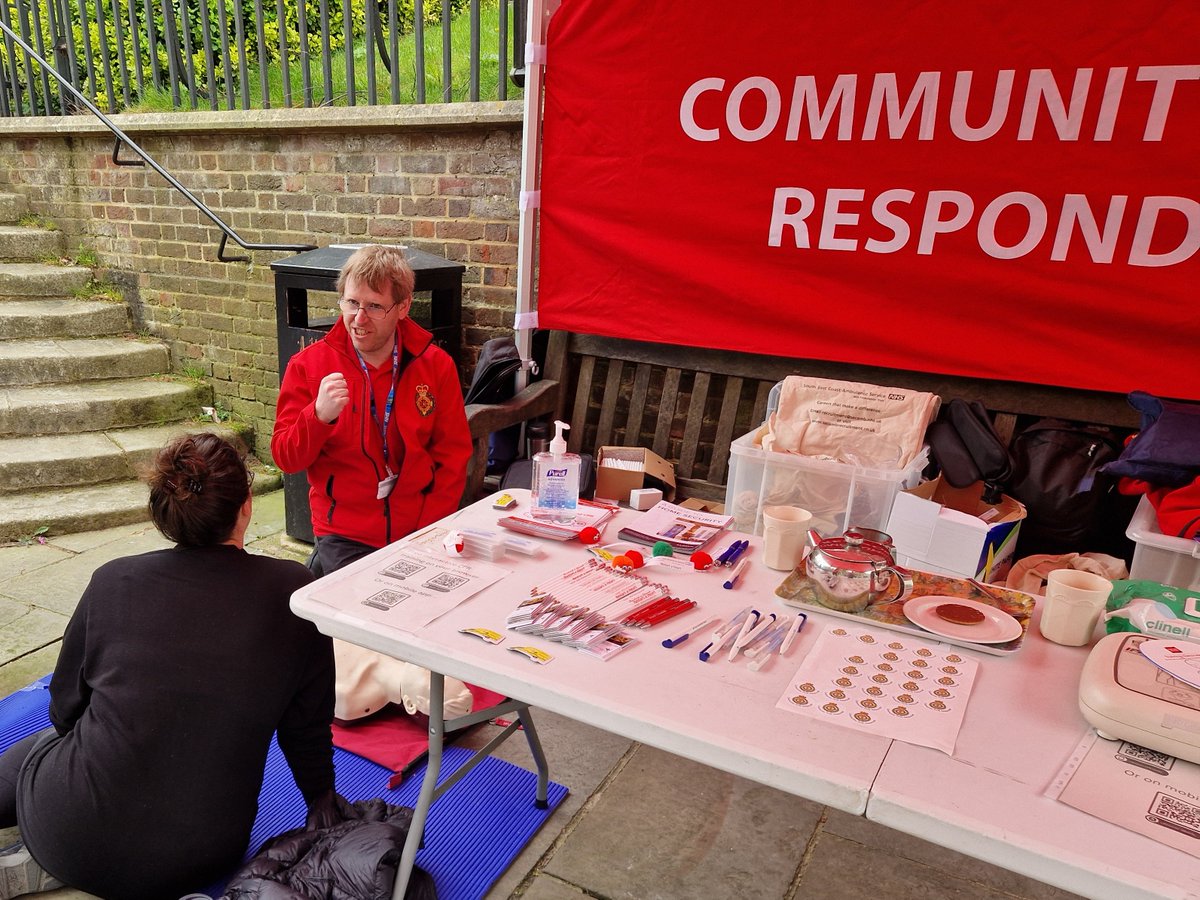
0, 19, 316, 262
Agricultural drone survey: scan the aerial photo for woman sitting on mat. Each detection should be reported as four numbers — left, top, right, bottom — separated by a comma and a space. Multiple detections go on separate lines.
0, 433, 336, 899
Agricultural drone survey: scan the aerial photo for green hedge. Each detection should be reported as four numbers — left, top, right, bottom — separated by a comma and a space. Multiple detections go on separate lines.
0, 0, 470, 111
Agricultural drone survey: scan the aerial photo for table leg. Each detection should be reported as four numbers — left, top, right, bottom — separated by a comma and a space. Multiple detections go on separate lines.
392, 672, 446, 900
516, 705, 550, 809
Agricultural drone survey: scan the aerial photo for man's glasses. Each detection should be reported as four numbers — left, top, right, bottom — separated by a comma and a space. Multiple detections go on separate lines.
338, 297, 397, 320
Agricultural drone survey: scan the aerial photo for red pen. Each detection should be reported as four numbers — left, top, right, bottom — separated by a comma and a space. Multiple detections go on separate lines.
639, 599, 697, 628
622, 595, 673, 625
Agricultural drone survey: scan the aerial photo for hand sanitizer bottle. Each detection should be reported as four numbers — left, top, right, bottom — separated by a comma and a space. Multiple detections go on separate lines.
531, 420, 580, 523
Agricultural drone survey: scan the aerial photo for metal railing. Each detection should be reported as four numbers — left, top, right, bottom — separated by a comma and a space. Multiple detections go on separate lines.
0, 16, 317, 260
0, 0, 522, 116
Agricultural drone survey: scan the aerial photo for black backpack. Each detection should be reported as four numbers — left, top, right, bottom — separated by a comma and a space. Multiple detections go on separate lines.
1007, 419, 1134, 558
465, 337, 523, 475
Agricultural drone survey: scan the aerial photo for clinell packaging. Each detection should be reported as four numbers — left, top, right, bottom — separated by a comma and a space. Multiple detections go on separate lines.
1105, 579, 1200, 640
531, 420, 581, 523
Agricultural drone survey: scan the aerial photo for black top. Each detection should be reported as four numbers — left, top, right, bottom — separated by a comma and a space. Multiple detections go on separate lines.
18, 545, 335, 900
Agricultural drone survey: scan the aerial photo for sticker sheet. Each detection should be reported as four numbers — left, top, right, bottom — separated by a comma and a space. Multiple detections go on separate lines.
776, 624, 978, 754
1047, 731, 1200, 858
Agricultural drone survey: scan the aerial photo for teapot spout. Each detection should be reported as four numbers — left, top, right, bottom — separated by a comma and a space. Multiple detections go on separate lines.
806, 528, 824, 548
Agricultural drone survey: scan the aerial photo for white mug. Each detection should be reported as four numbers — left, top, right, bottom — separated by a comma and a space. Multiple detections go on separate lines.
1039, 569, 1112, 646
761, 506, 813, 571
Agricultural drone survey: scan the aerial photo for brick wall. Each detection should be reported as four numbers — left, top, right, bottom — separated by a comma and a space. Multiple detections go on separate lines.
0, 102, 524, 461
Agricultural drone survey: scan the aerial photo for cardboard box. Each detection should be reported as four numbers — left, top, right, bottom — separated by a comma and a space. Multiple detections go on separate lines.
594, 446, 676, 505
886, 476, 1027, 582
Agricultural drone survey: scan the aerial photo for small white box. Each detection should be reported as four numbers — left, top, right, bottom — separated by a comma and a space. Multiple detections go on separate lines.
1126, 496, 1200, 591
886, 477, 1026, 582
629, 487, 663, 511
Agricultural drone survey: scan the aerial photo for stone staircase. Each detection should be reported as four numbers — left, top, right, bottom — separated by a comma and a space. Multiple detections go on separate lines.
0, 192, 239, 541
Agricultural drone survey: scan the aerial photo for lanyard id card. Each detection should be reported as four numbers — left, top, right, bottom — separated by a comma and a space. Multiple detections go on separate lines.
358, 343, 402, 500
376, 473, 398, 499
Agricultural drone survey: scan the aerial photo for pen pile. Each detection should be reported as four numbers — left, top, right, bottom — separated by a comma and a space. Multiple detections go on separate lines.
507, 559, 700, 656
680, 607, 806, 671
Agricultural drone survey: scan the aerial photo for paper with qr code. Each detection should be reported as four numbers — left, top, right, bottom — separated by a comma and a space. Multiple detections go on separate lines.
303, 541, 510, 632
1048, 731, 1200, 857
775, 624, 977, 755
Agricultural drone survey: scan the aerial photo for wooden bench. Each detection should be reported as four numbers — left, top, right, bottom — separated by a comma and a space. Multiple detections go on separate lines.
462, 330, 1140, 506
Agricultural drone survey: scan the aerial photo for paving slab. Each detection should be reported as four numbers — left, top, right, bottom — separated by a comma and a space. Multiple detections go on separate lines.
0, 643, 59, 696
795, 830, 1046, 900
0, 542, 74, 579
0, 530, 171, 616
820, 807, 1085, 900
0, 606, 69, 664
541, 744, 822, 899
518, 875, 592, 899
456, 709, 637, 898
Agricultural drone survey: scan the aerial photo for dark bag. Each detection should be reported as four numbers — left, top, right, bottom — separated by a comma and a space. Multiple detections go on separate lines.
926, 399, 1012, 503
1098, 391, 1200, 488
464, 337, 523, 475
1008, 418, 1133, 557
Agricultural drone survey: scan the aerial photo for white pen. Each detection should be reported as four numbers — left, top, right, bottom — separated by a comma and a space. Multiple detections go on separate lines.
729, 612, 775, 661
780, 612, 808, 653
748, 629, 788, 671
745, 617, 791, 658
698, 607, 750, 661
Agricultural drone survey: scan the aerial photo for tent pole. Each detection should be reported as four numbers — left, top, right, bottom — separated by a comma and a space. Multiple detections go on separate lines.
512, 0, 556, 391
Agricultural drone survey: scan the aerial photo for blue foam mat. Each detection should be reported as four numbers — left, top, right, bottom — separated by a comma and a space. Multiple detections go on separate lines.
0, 677, 568, 899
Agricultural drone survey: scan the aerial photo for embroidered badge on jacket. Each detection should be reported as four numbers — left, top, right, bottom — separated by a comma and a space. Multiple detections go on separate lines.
415, 384, 435, 416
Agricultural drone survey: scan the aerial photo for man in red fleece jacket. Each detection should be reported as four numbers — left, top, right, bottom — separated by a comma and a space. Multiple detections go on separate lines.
272, 244, 472, 576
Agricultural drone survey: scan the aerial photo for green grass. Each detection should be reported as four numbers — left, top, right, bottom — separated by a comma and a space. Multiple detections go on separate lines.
73, 279, 124, 302
17, 214, 57, 230
124, 1, 520, 113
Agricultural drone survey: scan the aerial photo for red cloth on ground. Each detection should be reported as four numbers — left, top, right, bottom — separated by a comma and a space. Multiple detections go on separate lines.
331, 684, 506, 788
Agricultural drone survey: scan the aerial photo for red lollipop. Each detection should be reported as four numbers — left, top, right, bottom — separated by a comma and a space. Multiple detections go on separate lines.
578, 526, 602, 544
624, 549, 645, 568
690, 550, 714, 570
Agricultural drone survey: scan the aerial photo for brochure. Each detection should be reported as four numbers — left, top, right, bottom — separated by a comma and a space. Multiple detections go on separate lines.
497, 498, 618, 541
616, 500, 732, 552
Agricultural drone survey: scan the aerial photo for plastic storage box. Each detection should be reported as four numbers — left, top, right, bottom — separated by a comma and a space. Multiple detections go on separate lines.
724, 429, 928, 537
1126, 496, 1200, 591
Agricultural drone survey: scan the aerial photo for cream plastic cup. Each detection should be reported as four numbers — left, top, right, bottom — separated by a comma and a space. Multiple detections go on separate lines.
761, 506, 813, 571
1039, 569, 1113, 646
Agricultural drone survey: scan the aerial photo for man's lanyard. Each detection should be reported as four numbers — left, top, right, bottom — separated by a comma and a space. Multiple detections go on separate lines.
355, 341, 401, 478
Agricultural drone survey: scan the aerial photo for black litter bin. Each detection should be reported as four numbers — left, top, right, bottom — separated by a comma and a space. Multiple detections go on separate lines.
270, 245, 465, 544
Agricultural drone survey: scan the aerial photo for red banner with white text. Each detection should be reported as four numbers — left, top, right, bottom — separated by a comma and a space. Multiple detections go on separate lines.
536, 1, 1200, 399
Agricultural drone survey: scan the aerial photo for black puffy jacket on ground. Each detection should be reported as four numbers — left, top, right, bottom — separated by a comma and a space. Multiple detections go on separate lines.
220, 795, 438, 900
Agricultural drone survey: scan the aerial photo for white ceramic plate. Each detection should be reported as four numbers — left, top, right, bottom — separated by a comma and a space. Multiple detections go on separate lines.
902, 595, 1023, 644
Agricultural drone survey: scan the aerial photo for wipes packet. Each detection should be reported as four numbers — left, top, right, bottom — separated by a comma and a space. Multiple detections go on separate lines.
1105, 579, 1200, 640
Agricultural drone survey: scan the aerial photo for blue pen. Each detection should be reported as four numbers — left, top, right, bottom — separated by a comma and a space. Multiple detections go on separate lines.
714, 540, 739, 566
698, 607, 750, 661
724, 540, 749, 567
661, 616, 720, 649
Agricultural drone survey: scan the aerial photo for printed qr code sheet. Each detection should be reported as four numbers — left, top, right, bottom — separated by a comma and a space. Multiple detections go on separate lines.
305, 539, 511, 632
1055, 733, 1200, 857
775, 624, 978, 755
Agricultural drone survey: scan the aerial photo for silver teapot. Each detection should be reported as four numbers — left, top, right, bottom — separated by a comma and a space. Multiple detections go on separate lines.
804, 528, 913, 613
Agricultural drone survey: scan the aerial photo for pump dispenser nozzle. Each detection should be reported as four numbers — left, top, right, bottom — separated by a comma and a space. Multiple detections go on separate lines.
550, 420, 570, 458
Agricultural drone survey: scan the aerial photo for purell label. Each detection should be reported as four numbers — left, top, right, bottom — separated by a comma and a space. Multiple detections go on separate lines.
547, 468, 568, 477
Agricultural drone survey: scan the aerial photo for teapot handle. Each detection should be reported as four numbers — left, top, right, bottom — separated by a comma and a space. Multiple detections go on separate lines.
873, 565, 914, 603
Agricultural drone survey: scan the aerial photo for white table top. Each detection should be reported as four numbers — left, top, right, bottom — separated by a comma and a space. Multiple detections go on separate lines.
290, 491, 1199, 898
291, 491, 890, 813
868, 601, 1200, 900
